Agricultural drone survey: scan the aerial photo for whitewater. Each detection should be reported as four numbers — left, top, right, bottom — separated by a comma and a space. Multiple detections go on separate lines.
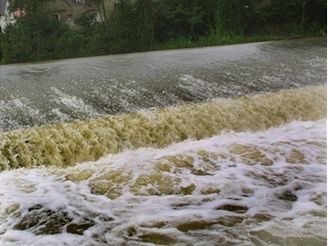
0, 119, 326, 245
0, 38, 326, 245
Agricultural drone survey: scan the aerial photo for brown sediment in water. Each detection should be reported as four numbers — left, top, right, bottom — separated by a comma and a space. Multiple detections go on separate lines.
0, 85, 326, 170
62, 133, 325, 200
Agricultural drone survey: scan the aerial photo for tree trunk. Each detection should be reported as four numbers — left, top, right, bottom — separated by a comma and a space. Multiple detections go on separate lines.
100, 0, 107, 22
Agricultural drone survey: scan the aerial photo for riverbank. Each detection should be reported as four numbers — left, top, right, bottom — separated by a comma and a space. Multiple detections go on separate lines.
151, 31, 326, 51
0, 29, 327, 65
0, 32, 325, 66
1, 0, 326, 65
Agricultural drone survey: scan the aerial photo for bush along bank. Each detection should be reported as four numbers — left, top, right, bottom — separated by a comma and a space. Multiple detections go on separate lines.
0, 0, 326, 64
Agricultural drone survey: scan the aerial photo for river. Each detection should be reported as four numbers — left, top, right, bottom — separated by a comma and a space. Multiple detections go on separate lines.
0, 38, 326, 132
0, 38, 326, 245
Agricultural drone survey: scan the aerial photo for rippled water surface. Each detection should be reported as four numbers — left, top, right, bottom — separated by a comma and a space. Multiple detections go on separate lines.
0, 39, 326, 246
0, 38, 326, 132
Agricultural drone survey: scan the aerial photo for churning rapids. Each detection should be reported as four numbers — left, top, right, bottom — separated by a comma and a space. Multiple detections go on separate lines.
0, 38, 326, 245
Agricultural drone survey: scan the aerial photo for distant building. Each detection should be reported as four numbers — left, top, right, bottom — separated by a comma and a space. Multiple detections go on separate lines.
48, 0, 97, 27
48, 0, 116, 23
0, 0, 115, 32
48, 0, 117, 26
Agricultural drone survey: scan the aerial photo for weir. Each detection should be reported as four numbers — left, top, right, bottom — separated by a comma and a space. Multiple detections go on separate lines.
0, 39, 326, 245
1, 38, 326, 132
0, 85, 326, 170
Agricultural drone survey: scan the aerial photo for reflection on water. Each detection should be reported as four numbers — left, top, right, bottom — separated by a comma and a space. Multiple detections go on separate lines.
0, 38, 326, 132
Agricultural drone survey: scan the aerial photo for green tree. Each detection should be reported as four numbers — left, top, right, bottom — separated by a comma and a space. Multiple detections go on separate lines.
134, 0, 154, 50
303, 0, 326, 30
1, 5, 72, 63
9, 0, 48, 13
153, 0, 210, 41
109, 0, 137, 53
216, 0, 254, 36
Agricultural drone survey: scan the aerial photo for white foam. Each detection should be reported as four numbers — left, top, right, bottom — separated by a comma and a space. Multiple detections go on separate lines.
0, 120, 326, 245
50, 87, 100, 118
0, 98, 42, 132
178, 74, 226, 99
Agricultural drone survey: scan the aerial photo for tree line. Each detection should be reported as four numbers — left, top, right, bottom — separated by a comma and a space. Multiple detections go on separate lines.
0, 0, 326, 64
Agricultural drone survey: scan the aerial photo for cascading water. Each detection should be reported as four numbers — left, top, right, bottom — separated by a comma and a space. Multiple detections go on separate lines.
0, 38, 326, 245
0, 85, 326, 170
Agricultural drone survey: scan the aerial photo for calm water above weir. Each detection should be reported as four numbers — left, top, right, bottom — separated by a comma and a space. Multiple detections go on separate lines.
0, 38, 326, 132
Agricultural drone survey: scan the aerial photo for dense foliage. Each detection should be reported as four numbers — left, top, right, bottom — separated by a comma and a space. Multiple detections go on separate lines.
0, 0, 326, 64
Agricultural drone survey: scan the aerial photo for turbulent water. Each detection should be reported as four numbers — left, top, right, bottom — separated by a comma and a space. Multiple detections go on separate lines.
0, 120, 326, 245
0, 38, 326, 132
0, 85, 326, 170
0, 39, 327, 245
